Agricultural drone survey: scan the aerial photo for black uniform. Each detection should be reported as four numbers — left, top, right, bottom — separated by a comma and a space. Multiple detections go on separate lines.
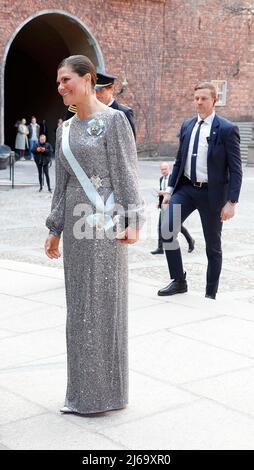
65, 71, 136, 139
110, 99, 136, 140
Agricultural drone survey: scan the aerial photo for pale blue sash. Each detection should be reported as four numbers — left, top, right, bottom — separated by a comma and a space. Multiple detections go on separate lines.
61, 116, 115, 230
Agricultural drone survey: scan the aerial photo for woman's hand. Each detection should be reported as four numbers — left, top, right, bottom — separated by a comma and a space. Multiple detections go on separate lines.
116, 227, 141, 244
45, 234, 61, 259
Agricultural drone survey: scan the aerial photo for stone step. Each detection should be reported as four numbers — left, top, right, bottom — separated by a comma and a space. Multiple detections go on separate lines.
234, 121, 253, 163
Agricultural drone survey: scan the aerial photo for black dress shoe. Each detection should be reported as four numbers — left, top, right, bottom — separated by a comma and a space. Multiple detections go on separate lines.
151, 248, 164, 255
188, 238, 195, 253
205, 294, 216, 300
158, 278, 188, 296
39, 187, 43, 192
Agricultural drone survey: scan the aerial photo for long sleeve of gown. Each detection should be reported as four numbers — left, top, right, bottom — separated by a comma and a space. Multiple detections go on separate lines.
106, 111, 145, 229
45, 127, 69, 237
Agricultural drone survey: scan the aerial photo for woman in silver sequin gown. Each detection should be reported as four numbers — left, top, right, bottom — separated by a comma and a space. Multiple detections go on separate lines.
45, 55, 144, 415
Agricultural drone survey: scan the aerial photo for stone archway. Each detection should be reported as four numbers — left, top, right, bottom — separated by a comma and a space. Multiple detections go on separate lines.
1, 10, 104, 147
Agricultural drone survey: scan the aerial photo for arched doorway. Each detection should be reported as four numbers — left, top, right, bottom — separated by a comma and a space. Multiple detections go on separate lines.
2, 10, 104, 148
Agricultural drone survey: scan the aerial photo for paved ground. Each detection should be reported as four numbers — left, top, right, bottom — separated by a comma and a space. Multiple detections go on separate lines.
0, 160, 254, 449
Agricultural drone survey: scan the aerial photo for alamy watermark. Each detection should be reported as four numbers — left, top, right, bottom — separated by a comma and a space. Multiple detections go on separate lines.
71, 200, 182, 249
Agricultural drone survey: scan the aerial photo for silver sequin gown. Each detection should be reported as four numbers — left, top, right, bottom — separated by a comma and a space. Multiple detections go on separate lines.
46, 108, 144, 414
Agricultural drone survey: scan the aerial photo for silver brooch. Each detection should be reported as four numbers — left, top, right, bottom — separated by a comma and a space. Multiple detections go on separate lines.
90, 175, 103, 190
95, 213, 105, 231
87, 118, 105, 136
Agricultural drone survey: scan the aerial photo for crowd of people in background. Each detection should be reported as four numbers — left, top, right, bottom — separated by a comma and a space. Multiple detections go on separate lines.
14, 115, 63, 192
14, 116, 63, 160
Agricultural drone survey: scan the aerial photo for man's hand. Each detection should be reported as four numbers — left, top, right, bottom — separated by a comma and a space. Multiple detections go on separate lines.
162, 194, 171, 210
220, 201, 236, 221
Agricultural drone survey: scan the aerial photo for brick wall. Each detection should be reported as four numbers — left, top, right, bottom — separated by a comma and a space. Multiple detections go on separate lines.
0, 0, 253, 157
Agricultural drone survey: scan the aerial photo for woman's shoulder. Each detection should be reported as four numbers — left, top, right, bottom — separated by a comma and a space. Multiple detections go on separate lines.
59, 109, 126, 135
95, 107, 119, 123
104, 107, 130, 128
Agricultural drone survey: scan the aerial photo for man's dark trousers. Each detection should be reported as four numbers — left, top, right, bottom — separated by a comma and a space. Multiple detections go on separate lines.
161, 179, 223, 297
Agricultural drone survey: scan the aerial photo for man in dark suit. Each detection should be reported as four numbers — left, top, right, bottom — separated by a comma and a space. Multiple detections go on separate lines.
65, 72, 136, 139
151, 162, 195, 254
158, 82, 242, 299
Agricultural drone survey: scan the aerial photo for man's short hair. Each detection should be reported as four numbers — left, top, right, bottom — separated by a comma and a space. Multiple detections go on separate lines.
194, 82, 217, 102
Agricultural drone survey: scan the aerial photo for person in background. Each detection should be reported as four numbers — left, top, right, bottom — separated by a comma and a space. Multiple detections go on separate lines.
15, 118, 29, 160
14, 119, 21, 130
33, 134, 52, 192
158, 82, 242, 300
39, 119, 48, 139
28, 116, 40, 159
151, 162, 195, 254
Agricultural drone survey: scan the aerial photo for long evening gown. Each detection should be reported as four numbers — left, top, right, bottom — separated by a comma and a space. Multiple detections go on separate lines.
46, 108, 144, 414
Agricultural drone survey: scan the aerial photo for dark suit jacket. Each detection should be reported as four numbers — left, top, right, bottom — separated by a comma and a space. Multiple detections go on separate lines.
65, 100, 136, 139
110, 100, 136, 140
169, 114, 242, 212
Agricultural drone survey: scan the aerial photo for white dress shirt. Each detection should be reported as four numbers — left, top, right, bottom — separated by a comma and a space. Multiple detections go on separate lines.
166, 111, 215, 194
161, 175, 169, 190
184, 111, 215, 182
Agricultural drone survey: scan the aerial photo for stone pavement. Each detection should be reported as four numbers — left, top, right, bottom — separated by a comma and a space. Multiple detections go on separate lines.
0, 161, 254, 450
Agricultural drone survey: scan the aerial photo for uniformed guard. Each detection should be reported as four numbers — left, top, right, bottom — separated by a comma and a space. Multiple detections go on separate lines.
65, 71, 136, 139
